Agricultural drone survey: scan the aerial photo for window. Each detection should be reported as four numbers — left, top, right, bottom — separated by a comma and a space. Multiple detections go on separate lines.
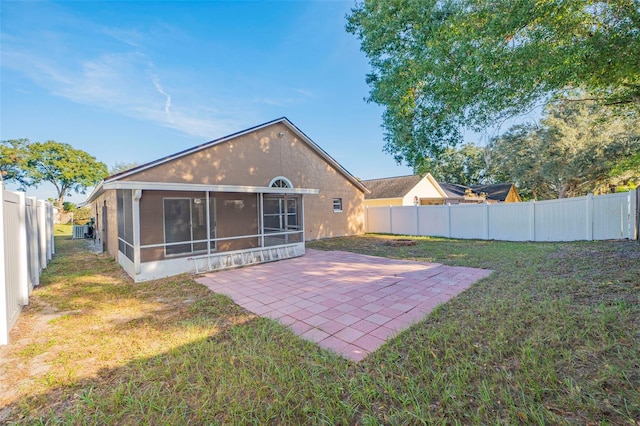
269, 176, 293, 189
163, 197, 215, 256
333, 198, 343, 212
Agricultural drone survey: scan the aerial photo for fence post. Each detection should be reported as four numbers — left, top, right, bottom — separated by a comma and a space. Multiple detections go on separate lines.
27, 197, 39, 287
0, 187, 8, 345
47, 203, 53, 258
389, 205, 393, 234
484, 203, 490, 240
416, 204, 420, 236
37, 201, 47, 269
529, 200, 536, 241
636, 187, 640, 242
16, 192, 29, 306
586, 193, 594, 240
446, 204, 452, 238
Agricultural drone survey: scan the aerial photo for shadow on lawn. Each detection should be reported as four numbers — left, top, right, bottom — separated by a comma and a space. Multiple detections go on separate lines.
3, 318, 359, 424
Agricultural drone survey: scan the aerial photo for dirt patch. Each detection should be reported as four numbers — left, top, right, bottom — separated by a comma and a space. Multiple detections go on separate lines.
387, 239, 417, 247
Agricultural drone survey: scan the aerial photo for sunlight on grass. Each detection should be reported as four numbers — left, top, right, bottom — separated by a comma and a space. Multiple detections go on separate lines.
53, 224, 72, 236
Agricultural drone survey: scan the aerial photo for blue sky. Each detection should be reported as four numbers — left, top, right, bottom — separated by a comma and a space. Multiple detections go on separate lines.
1, 0, 418, 202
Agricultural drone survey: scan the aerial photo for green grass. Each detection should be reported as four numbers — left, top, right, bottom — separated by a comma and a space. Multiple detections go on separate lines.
53, 224, 72, 236
1, 234, 638, 424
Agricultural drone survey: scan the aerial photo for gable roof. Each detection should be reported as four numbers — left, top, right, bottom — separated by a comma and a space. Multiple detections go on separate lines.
361, 175, 423, 200
439, 182, 518, 202
470, 183, 515, 202
104, 117, 367, 193
437, 182, 469, 198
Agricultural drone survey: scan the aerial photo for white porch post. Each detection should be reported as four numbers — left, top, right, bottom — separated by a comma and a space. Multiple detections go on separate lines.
206, 191, 211, 256
301, 195, 305, 242
132, 190, 142, 275
259, 192, 264, 247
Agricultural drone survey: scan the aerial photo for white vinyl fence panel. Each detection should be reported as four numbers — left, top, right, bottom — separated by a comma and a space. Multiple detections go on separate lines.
450, 204, 487, 240
391, 207, 418, 236
592, 192, 635, 240
366, 190, 637, 243
417, 205, 449, 237
487, 202, 532, 241
1, 187, 53, 345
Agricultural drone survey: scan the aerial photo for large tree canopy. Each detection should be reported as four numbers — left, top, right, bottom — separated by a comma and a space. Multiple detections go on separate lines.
487, 99, 640, 199
415, 143, 489, 186
6, 140, 109, 209
0, 139, 30, 186
347, 0, 640, 167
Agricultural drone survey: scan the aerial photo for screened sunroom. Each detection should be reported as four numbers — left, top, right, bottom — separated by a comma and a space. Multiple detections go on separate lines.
111, 177, 318, 282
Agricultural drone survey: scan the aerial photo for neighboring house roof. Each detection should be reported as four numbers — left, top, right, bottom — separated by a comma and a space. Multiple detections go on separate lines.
85, 117, 368, 204
437, 182, 470, 199
361, 175, 424, 200
360, 173, 521, 205
470, 183, 517, 202
439, 182, 520, 202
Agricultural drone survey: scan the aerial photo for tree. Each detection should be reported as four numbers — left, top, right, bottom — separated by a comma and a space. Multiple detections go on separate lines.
347, 0, 640, 167
487, 100, 640, 199
415, 143, 489, 186
23, 141, 108, 209
109, 161, 139, 176
0, 138, 30, 186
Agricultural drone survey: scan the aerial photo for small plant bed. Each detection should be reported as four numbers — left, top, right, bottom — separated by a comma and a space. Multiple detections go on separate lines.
0, 235, 638, 424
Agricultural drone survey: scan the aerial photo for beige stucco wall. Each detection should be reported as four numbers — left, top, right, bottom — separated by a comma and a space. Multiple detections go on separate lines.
121, 122, 364, 241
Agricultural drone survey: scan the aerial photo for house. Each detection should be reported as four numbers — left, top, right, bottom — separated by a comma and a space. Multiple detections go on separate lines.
439, 182, 522, 204
363, 175, 521, 206
362, 174, 448, 207
471, 183, 522, 203
84, 118, 368, 282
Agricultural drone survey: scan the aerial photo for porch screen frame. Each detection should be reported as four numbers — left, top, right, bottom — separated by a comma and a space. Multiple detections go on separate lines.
162, 196, 216, 257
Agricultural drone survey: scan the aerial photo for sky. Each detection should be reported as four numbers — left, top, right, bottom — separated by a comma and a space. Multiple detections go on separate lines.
1, 1, 537, 203
1, 0, 414, 202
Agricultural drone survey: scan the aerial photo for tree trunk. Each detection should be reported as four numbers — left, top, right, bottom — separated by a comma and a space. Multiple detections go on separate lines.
55, 196, 64, 210
558, 183, 571, 199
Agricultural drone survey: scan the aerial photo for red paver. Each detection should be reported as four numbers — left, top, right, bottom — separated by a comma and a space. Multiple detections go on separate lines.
196, 249, 492, 362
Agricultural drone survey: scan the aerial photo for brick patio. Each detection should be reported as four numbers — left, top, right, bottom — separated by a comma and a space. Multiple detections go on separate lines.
196, 249, 492, 362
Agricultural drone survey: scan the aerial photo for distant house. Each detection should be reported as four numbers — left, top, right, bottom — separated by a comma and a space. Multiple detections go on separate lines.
363, 175, 521, 206
439, 182, 522, 204
362, 174, 448, 207
84, 117, 368, 282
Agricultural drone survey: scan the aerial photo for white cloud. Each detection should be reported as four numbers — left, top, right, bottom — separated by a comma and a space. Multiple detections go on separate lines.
1, 18, 240, 140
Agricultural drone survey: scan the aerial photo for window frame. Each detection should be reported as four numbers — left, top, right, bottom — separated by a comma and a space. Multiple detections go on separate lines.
332, 198, 343, 213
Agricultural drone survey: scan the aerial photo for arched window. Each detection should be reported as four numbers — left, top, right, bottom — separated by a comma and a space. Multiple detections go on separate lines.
269, 176, 293, 189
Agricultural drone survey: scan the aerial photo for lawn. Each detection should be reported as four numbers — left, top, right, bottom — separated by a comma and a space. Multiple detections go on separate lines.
0, 234, 638, 424
53, 224, 72, 237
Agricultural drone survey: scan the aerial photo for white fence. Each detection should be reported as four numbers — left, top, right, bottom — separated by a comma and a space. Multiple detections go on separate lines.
1, 187, 54, 345
366, 190, 638, 242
